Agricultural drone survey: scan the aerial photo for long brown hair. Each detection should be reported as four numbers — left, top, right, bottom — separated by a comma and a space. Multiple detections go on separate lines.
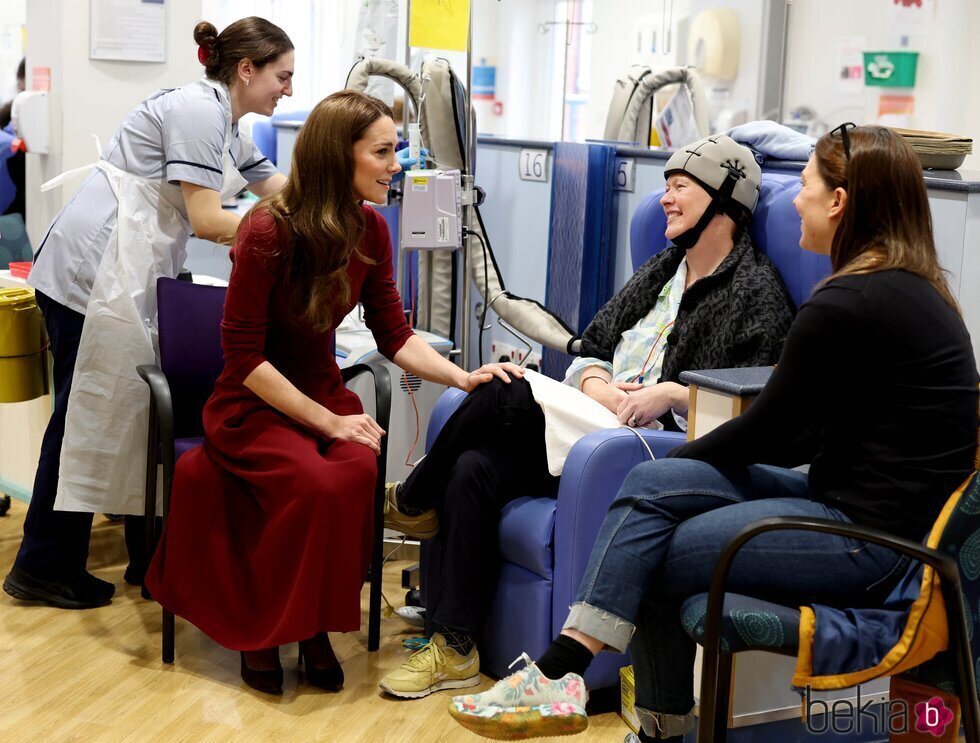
246, 90, 392, 332
814, 125, 958, 311
194, 18, 293, 85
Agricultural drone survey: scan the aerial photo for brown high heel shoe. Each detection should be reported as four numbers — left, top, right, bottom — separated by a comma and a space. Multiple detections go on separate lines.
240, 648, 283, 694
298, 633, 344, 692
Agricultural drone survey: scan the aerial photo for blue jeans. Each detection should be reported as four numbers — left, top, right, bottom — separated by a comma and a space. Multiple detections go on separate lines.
564, 458, 909, 725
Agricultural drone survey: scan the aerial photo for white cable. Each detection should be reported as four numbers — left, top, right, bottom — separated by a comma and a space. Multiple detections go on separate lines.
624, 425, 656, 461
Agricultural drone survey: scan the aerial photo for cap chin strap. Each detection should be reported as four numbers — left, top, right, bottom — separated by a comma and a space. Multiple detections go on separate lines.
670, 168, 741, 251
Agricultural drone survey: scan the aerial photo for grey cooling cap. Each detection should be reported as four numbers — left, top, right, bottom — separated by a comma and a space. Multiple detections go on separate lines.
663, 134, 762, 213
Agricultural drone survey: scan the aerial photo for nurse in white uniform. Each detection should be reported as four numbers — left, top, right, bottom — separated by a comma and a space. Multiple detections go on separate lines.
3, 17, 294, 610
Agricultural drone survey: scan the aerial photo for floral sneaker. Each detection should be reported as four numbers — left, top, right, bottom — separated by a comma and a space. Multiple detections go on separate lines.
448, 653, 588, 740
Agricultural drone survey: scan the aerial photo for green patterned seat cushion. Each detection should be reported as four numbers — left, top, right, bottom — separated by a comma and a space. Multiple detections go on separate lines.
681, 592, 801, 655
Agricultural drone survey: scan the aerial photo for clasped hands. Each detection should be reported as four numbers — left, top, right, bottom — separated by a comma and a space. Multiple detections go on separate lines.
585, 377, 687, 427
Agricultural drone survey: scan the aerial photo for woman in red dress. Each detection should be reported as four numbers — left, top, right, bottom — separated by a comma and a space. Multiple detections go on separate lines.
144, 90, 520, 694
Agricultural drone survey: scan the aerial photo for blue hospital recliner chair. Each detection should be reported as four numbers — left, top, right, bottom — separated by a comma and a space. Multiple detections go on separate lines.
423, 172, 831, 688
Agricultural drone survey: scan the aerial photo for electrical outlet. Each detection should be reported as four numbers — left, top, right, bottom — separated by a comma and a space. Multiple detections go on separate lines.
490, 341, 518, 364
490, 342, 541, 371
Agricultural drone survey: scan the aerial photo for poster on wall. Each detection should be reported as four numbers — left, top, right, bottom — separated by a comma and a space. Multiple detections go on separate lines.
877, 92, 915, 128
410, 0, 470, 52
836, 36, 866, 93
888, 0, 934, 37
90, 0, 166, 63
653, 88, 700, 149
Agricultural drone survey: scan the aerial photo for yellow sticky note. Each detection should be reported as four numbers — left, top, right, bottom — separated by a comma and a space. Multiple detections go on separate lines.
410, 0, 471, 52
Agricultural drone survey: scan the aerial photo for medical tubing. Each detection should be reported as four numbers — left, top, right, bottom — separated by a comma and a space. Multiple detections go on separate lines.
450, 248, 458, 347
403, 370, 421, 467
624, 426, 656, 461
629, 320, 675, 384
408, 122, 422, 164
466, 227, 491, 366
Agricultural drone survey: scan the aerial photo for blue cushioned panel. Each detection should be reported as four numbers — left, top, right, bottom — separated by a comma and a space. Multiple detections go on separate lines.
498, 496, 556, 580
480, 561, 554, 680
425, 387, 467, 451
550, 428, 686, 691
174, 438, 203, 461
630, 172, 830, 308
750, 177, 831, 308
681, 592, 801, 655
251, 119, 276, 164
543, 142, 617, 379
552, 429, 686, 639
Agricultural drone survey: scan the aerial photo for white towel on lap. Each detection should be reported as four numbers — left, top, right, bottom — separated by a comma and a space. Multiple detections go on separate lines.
522, 369, 661, 476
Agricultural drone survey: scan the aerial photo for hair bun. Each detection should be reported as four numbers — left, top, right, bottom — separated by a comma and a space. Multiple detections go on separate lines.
193, 20, 218, 47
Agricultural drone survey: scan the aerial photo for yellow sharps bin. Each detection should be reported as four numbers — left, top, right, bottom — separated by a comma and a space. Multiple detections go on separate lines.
0, 287, 47, 403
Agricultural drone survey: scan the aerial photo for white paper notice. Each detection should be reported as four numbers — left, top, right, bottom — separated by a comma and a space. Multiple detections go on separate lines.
90, 0, 166, 63
654, 87, 700, 150
836, 35, 866, 94
888, 0, 934, 37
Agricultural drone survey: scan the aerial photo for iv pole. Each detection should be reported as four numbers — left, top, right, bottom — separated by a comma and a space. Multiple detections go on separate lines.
460, 1, 474, 370
402, 0, 476, 369
775, 0, 793, 124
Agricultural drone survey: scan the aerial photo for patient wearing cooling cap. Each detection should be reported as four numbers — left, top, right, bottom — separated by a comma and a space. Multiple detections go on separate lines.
378, 134, 795, 702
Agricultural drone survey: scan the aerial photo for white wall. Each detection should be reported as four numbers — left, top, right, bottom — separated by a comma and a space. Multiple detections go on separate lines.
969, 2, 980, 171
472, 0, 557, 139
25, 0, 204, 243
201, 0, 362, 115
782, 0, 980, 168
585, 0, 768, 140
473, 0, 980, 164
0, 1, 26, 102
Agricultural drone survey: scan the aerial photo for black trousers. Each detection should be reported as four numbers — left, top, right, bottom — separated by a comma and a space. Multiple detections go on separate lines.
14, 291, 95, 579
403, 376, 557, 638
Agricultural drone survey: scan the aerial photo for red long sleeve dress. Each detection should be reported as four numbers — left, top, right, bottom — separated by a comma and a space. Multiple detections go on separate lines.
144, 205, 413, 651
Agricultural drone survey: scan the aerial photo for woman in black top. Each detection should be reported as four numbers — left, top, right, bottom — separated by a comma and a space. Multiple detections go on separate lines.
448, 125, 978, 742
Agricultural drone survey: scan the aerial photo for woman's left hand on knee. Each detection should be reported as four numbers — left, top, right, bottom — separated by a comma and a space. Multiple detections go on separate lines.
459, 362, 524, 392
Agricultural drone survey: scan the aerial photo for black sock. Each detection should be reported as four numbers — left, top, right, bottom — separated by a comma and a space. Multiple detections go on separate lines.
536, 634, 594, 680
438, 628, 475, 655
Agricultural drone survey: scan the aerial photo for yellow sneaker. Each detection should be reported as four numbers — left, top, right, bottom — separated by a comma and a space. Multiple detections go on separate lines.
383, 481, 439, 540
379, 632, 480, 699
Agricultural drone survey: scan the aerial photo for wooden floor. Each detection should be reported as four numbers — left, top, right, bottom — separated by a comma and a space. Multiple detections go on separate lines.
0, 499, 630, 742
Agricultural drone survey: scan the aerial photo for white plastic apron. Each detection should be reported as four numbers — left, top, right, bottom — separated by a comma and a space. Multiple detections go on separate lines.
51, 82, 248, 515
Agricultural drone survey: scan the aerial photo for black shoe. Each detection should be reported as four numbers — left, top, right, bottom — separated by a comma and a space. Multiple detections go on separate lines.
298, 648, 344, 692
240, 651, 283, 695
123, 562, 145, 587
3, 565, 114, 609
298, 632, 344, 692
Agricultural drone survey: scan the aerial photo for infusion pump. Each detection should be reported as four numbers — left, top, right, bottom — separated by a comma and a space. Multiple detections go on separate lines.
400, 168, 463, 251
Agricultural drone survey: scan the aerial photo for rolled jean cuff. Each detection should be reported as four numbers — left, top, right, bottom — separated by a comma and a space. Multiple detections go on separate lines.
563, 601, 635, 652
636, 705, 696, 739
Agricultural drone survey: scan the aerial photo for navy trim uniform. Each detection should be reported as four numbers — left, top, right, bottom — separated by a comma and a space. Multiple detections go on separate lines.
29, 78, 277, 315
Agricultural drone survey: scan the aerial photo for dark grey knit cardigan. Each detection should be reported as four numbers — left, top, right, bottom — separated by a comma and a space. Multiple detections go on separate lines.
579, 230, 796, 389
